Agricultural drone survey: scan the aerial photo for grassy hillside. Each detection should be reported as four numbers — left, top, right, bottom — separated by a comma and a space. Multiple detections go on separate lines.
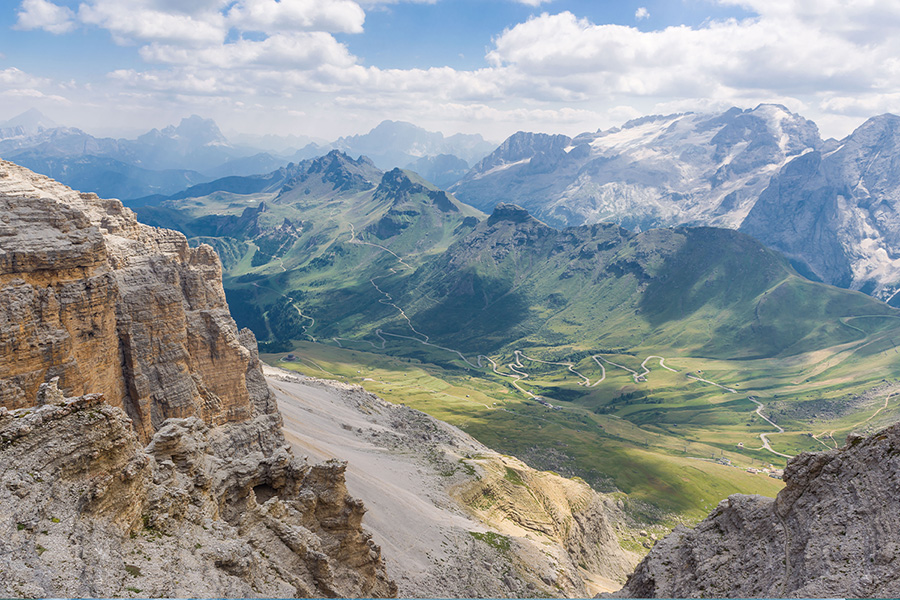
135, 163, 900, 527
261, 204, 900, 523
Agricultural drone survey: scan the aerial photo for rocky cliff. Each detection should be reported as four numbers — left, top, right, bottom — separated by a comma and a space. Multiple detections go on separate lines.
611, 422, 900, 598
741, 114, 900, 301
0, 387, 394, 598
0, 158, 277, 444
0, 160, 395, 598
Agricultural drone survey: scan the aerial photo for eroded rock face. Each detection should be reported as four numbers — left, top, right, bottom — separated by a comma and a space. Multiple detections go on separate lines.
0, 159, 270, 442
0, 161, 395, 597
0, 393, 396, 598
611, 422, 900, 598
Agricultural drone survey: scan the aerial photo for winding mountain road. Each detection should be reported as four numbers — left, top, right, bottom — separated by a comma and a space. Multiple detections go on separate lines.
304, 224, 808, 462
748, 397, 792, 459
686, 373, 737, 393
515, 350, 592, 386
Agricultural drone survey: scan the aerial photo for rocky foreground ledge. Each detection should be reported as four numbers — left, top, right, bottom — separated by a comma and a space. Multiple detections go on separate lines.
0, 384, 395, 598
610, 422, 900, 598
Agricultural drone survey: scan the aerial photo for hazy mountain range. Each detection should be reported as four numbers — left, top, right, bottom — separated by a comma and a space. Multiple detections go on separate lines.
0, 110, 495, 201
7, 104, 900, 303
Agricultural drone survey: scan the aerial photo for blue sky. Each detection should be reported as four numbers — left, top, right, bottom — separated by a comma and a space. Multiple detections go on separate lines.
1, 0, 899, 141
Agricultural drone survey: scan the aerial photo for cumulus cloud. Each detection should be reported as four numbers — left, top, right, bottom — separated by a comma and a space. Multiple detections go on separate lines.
226, 0, 366, 34
15, 0, 76, 34
634, 7, 649, 20
140, 33, 358, 69
78, 0, 227, 45
486, 11, 898, 100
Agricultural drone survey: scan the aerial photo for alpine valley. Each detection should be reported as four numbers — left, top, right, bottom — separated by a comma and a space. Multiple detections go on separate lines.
5, 102, 900, 598
120, 104, 900, 526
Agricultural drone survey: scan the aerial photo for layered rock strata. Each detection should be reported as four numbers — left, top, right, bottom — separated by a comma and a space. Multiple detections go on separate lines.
0, 161, 395, 597
0, 158, 273, 443
612, 422, 900, 598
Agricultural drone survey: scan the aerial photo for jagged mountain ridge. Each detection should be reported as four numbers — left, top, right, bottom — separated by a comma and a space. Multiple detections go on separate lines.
131, 150, 483, 345
451, 104, 822, 232
742, 113, 900, 302
0, 159, 395, 597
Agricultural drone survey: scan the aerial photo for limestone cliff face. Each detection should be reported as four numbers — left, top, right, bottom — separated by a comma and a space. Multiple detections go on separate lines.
0, 159, 272, 443
612, 422, 900, 598
0, 161, 395, 597
0, 391, 395, 598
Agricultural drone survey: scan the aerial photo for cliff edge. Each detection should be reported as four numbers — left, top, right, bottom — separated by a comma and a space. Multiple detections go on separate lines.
0, 158, 275, 445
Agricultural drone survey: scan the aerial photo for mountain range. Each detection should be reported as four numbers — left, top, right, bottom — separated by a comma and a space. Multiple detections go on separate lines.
451, 105, 900, 303
126, 146, 900, 526
4, 144, 900, 598
11, 104, 900, 305
451, 105, 821, 231
0, 110, 495, 202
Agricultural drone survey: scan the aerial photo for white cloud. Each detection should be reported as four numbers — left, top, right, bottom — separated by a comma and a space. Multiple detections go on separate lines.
0, 88, 70, 103
0, 67, 49, 87
486, 11, 899, 100
716, 0, 900, 43
819, 93, 900, 117
226, 0, 366, 34
77, 0, 227, 45
15, 0, 76, 34
10, 0, 900, 141
140, 33, 358, 69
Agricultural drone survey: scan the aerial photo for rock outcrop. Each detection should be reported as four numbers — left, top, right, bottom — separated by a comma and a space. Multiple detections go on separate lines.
611, 422, 900, 598
0, 389, 395, 598
0, 160, 395, 598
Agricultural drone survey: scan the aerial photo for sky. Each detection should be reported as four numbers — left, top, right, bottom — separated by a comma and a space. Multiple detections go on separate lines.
2, 0, 900, 142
